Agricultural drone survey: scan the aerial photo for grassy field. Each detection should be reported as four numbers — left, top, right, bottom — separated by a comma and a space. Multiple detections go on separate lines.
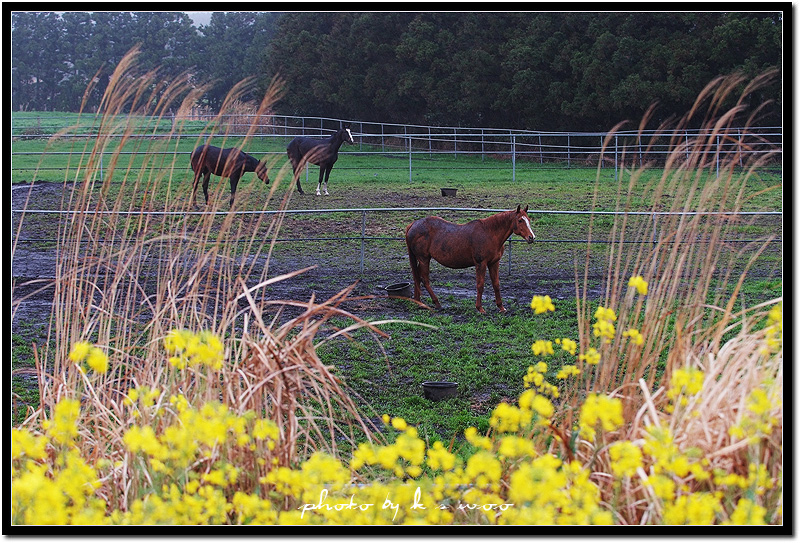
10, 62, 784, 525
11, 111, 783, 443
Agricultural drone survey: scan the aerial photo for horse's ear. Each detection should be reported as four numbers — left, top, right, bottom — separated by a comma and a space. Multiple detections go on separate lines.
516, 204, 521, 213
524, 204, 529, 212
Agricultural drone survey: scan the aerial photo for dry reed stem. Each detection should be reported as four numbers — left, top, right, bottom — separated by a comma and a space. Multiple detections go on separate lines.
563, 72, 782, 524
16, 49, 399, 496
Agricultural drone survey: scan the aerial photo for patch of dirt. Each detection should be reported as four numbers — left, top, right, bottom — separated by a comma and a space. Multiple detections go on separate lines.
12, 181, 592, 340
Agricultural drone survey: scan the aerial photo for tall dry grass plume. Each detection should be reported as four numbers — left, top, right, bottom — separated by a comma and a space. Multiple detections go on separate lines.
13, 48, 385, 502
561, 72, 782, 524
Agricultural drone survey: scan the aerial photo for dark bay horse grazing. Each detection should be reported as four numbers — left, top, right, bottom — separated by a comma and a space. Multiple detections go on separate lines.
190, 145, 269, 206
287, 123, 354, 195
405, 205, 536, 313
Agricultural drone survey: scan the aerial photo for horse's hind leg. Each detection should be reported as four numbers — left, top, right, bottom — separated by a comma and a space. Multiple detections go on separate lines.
418, 258, 441, 309
474, 262, 488, 313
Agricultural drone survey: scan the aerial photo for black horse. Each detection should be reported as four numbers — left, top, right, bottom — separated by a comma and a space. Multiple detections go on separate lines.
190, 145, 269, 206
287, 123, 354, 195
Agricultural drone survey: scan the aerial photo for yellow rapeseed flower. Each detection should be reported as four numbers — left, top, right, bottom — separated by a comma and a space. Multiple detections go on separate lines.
556, 364, 581, 379
86, 347, 109, 373
530, 295, 555, 314
531, 339, 554, 356
579, 348, 601, 365
628, 275, 648, 295
391, 417, 408, 432
593, 319, 616, 344
578, 394, 623, 440
622, 328, 644, 345
426, 441, 457, 471
11, 429, 48, 461
608, 441, 643, 478
594, 306, 617, 322
555, 337, 578, 355
43, 398, 81, 446
725, 498, 767, 525
68, 341, 92, 362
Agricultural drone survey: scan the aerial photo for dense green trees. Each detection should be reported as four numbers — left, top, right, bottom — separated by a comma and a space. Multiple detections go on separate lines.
264, 12, 782, 130
12, 11, 782, 131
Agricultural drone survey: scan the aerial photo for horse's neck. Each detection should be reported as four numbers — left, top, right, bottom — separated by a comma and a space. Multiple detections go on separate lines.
483, 211, 515, 240
331, 132, 345, 150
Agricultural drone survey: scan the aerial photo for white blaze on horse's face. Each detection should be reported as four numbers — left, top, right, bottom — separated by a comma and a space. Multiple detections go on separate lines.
522, 216, 535, 242
345, 128, 354, 144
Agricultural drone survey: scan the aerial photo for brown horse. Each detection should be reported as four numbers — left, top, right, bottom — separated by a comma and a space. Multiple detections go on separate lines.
190, 144, 269, 206
405, 205, 536, 313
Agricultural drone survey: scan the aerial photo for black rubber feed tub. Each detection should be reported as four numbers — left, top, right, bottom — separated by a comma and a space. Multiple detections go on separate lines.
385, 282, 412, 298
422, 381, 458, 401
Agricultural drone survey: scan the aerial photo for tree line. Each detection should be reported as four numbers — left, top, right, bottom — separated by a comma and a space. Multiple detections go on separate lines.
11, 11, 782, 131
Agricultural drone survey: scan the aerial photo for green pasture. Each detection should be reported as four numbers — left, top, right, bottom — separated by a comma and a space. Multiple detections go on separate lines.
11, 111, 784, 437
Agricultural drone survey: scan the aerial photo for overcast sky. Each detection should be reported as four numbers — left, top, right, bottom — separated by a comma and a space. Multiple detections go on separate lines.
186, 11, 213, 26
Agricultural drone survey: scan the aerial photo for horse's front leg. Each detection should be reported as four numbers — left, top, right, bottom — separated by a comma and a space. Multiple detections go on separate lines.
191, 171, 202, 207
293, 163, 305, 194
322, 165, 332, 195
488, 260, 505, 312
474, 262, 487, 313
316, 166, 329, 196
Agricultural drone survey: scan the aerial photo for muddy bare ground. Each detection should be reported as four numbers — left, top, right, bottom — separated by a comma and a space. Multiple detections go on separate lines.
11, 179, 780, 420
11, 181, 596, 335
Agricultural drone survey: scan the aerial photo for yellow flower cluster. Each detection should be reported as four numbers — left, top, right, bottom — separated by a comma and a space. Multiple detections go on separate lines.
642, 425, 709, 484
42, 398, 81, 446
68, 341, 109, 374
12, 401, 107, 525
12, 295, 781, 526
579, 347, 601, 365
761, 303, 782, 355
628, 275, 649, 295
592, 306, 617, 344
666, 367, 704, 412
523, 362, 559, 398
530, 295, 555, 314
729, 387, 781, 444
578, 393, 624, 440
622, 328, 644, 345
531, 339, 554, 356
163, 329, 225, 370
608, 440, 643, 478
555, 337, 578, 355
350, 418, 426, 479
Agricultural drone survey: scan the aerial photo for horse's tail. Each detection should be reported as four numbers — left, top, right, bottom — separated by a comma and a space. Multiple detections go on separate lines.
405, 222, 421, 286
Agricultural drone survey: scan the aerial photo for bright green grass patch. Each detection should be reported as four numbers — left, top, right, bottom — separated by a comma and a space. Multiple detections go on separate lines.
316, 297, 581, 446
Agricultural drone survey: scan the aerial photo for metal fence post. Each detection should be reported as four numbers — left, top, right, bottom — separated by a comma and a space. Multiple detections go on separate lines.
408, 136, 413, 183
512, 135, 516, 183
360, 210, 367, 275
